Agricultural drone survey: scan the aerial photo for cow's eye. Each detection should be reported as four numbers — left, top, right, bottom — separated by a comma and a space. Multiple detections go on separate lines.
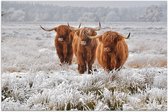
85, 30, 88, 34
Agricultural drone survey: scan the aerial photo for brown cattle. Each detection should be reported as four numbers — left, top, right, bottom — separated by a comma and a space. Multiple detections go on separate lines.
40, 23, 81, 65
89, 31, 130, 71
73, 22, 101, 74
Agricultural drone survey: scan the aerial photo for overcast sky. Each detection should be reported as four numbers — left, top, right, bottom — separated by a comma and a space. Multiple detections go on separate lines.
5, 1, 166, 8
38, 1, 166, 8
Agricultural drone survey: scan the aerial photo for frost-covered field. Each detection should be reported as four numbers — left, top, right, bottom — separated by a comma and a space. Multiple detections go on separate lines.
1, 22, 167, 111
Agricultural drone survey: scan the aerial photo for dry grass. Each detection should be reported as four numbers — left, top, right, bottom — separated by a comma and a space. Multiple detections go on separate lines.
126, 54, 167, 68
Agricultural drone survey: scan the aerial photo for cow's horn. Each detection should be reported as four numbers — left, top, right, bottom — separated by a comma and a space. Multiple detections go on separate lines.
88, 35, 101, 39
40, 25, 57, 32
69, 23, 81, 31
94, 21, 101, 31
67, 23, 70, 27
125, 33, 131, 39
78, 23, 81, 28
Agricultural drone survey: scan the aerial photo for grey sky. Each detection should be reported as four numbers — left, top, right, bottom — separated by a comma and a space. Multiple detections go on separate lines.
38, 1, 166, 8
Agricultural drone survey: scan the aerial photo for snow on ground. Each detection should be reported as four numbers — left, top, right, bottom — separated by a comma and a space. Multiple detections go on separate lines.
1, 22, 167, 111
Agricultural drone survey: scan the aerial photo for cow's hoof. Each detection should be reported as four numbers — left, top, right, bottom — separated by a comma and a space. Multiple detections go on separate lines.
93, 68, 97, 72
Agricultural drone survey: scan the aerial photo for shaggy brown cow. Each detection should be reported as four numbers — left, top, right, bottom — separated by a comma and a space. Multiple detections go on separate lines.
73, 22, 101, 74
88, 31, 130, 71
40, 23, 81, 65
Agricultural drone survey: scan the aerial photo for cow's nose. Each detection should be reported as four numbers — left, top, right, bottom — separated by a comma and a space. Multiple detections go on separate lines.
80, 41, 86, 45
104, 47, 111, 52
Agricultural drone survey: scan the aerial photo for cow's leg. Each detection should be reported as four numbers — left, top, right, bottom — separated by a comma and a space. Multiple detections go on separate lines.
62, 43, 68, 63
56, 43, 64, 64
65, 45, 73, 65
88, 63, 92, 74
57, 50, 64, 64
78, 64, 86, 74
110, 54, 117, 70
87, 46, 97, 74
77, 52, 86, 74
68, 53, 73, 65
88, 57, 96, 74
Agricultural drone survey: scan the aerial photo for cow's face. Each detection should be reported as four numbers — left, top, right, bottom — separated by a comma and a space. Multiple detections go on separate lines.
56, 25, 71, 37
75, 27, 97, 45
99, 31, 123, 52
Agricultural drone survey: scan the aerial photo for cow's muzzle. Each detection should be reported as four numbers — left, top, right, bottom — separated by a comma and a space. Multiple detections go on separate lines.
104, 47, 111, 52
80, 41, 87, 45
58, 38, 63, 42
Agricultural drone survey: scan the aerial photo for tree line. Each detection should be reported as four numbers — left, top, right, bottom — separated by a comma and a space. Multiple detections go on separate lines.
2, 1, 167, 22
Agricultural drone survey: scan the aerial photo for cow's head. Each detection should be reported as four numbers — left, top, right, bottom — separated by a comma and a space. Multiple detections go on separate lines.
75, 22, 101, 45
89, 31, 130, 52
40, 23, 81, 41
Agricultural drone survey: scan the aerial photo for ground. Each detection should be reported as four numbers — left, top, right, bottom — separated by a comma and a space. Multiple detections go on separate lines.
1, 22, 167, 111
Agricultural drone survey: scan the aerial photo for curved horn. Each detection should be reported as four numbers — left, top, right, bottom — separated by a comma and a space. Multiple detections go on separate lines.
67, 23, 70, 27
69, 23, 81, 31
93, 21, 101, 31
40, 25, 57, 32
99, 21, 101, 28
78, 23, 81, 28
125, 32, 131, 39
87, 35, 101, 39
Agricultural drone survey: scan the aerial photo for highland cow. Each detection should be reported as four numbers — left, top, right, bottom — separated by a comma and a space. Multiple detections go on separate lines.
72, 22, 101, 74
40, 23, 81, 65
88, 31, 130, 71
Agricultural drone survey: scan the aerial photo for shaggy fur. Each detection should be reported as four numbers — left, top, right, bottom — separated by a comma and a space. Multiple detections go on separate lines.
96, 31, 128, 71
54, 25, 75, 65
41, 24, 81, 65
73, 27, 98, 74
